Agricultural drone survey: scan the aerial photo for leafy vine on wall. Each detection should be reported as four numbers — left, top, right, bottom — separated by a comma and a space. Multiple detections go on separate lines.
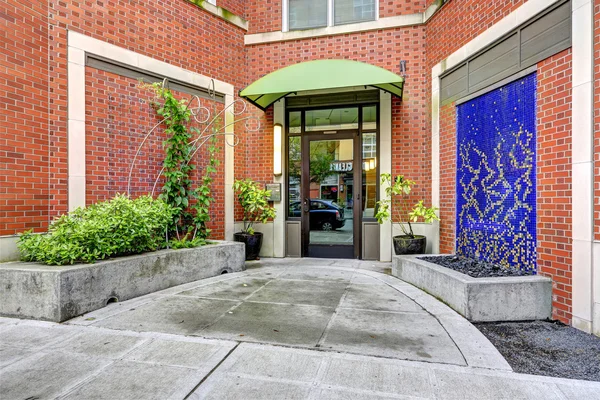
128, 78, 260, 246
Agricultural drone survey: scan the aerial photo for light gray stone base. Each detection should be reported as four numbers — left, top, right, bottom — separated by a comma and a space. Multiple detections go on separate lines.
0, 235, 20, 262
392, 255, 552, 322
0, 241, 245, 322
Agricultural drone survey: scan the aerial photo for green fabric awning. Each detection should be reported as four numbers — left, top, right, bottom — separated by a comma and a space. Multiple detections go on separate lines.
240, 59, 404, 111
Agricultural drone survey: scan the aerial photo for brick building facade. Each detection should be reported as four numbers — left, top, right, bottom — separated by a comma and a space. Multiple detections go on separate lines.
1, 0, 599, 334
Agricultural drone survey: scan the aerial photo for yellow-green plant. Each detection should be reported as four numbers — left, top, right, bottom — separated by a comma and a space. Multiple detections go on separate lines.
375, 173, 440, 238
233, 179, 276, 235
18, 195, 174, 265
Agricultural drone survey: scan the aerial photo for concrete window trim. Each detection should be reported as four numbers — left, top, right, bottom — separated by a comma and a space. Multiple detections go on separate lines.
249, 12, 420, 44
66, 31, 236, 245
430, 0, 596, 333
252, 0, 441, 44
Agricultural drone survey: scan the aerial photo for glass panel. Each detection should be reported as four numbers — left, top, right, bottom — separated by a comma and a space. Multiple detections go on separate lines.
362, 133, 377, 218
362, 105, 377, 130
289, 111, 301, 134
288, 136, 301, 218
334, 0, 376, 25
308, 139, 353, 245
289, 0, 327, 30
305, 107, 359, 131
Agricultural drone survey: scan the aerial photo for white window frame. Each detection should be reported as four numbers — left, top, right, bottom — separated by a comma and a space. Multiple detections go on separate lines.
282, 0, 379, 33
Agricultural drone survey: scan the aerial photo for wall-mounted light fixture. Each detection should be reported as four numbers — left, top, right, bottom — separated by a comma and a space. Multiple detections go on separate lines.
273, 123, 282, 176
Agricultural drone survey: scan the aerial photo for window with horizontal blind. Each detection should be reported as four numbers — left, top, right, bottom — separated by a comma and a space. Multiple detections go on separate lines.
335, 0, 376, 25
289, 0, 328, 30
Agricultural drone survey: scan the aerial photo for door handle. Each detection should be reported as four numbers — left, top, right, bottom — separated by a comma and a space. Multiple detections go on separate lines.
303, 198, 309, 213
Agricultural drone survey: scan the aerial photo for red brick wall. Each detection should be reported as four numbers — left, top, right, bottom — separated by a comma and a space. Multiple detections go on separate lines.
244, 27, 431, 210
379, 0, 428, 18
426, 0, 525, 62
0, 1, 49, 236
0, 0, 247, 236
536, 50, 573, 324
84, 69, 227, 237
246, 0, 281, 34
594, 0, 600, 242
214, 0, 246, 19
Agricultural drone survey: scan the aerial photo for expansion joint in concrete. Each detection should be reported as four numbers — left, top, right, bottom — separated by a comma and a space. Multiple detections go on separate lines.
183, 342, 241, 399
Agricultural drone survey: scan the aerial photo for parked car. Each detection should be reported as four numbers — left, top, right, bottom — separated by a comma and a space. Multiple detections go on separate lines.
289, 199, 346, 231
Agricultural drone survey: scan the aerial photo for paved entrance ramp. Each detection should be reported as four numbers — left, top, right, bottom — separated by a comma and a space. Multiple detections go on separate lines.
67, 259, 506, 369
3, 259, 600, 399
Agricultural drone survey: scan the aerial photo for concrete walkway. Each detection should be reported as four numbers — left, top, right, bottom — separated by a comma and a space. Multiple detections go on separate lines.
1, 258, 599, 399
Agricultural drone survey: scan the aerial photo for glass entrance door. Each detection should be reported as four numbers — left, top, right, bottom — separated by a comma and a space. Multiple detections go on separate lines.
286, 103, 379, 259
302, 135, 358, 258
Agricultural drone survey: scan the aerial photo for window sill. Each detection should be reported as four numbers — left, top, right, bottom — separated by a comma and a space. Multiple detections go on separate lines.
245, 2, 441, 45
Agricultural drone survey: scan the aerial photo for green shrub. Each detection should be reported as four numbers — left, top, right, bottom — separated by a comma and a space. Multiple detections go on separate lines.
18, 195, 176, 265
169, 234, 207, 249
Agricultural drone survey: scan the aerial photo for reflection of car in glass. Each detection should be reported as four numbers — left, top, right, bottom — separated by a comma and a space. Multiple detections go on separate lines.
289, 199, 346, 231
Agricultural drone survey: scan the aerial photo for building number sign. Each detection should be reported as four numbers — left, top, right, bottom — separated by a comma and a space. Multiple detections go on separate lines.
330, 162, 353, 172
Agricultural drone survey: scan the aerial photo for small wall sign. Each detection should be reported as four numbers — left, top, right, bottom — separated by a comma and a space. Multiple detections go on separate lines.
330, 162, 353, 172
266, 183, 281, 202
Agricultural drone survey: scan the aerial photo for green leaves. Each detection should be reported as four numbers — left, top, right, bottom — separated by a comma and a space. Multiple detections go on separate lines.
374, 173, 440, 237
17, 195, 175, 265
143, 83, 220, 242
233, 179, 277, 234
409, 200, 440, 224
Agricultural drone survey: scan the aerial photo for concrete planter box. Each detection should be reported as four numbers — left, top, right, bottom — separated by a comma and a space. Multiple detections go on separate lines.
392, 255, 552, 322
0, 241, 245, 322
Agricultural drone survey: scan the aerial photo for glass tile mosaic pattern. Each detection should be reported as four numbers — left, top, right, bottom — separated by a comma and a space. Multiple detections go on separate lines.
456, 73, 537, 272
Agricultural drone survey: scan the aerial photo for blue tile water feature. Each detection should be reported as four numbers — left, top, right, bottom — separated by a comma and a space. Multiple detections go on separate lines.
456, 73, 537, 272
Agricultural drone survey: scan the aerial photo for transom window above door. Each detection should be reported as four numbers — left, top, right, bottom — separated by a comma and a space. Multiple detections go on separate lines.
288, 106, 376, 134
285, 0, 377, 31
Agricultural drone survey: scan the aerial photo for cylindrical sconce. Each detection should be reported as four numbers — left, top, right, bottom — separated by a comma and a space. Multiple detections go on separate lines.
369, 159, 375, 170
273, 123, 282, 176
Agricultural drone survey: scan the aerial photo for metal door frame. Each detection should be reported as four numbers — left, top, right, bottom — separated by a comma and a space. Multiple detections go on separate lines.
284, 102, 380, 259
301, 132, 361, 258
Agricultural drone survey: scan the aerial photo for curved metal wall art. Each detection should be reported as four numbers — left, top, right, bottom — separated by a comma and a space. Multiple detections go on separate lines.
126, 78, 260, 196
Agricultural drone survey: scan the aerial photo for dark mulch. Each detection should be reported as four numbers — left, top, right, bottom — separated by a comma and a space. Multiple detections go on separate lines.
418, 255, 533, 278
475, 320, 600, 381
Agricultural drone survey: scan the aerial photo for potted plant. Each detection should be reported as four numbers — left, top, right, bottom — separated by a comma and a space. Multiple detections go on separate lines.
233, 178, 276, 260
375, 173, 440, 255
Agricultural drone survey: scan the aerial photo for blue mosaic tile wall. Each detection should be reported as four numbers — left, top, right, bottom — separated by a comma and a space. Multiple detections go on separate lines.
456, 73, 537, 272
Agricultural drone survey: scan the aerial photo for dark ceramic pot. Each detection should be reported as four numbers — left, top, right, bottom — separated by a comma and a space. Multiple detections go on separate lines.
393, 235, 426, 255
233, 232, 263, 261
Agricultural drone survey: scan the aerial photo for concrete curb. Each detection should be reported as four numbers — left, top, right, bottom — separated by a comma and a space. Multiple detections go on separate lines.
392, 255, 552, 322
0, 241, 245, 322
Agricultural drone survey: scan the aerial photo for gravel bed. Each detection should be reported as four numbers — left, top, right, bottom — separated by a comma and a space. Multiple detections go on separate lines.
418, 255, 533, 278
475, 321, 600, 381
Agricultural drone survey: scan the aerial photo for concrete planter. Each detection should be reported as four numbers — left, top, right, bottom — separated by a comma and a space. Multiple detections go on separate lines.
0, 241, 245, 322
392, 255, 552, 322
